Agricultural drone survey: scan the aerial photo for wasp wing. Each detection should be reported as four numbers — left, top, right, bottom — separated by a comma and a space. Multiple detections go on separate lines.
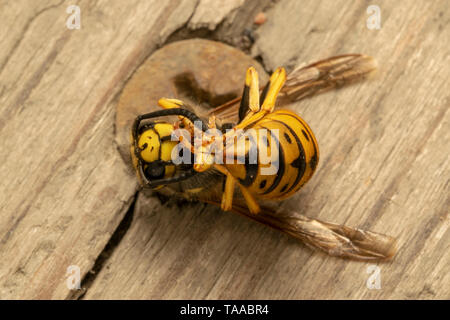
156, 150, 396, 260
200, 197, 397, 261
208, 54, 377, 124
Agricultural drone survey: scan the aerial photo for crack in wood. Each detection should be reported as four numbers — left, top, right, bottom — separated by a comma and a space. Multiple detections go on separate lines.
67, 192, 138, 300
77, 0, 277, 298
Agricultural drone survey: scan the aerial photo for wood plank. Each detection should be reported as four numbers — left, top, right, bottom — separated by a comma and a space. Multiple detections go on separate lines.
1, 0, 448, 300
0, 0, 205, 299
84, 0, 449, 299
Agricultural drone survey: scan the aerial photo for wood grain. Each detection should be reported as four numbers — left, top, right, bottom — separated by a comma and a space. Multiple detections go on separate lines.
0, 0, 213, 299
0, 0, 448, 300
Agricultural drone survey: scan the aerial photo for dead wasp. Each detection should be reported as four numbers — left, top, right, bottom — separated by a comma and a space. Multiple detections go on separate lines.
131, 54, 397, 261
132, 66, 318, 214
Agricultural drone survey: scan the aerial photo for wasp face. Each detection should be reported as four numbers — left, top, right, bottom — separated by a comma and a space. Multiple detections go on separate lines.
135, 121, 177, 183
137, 123, 160, 162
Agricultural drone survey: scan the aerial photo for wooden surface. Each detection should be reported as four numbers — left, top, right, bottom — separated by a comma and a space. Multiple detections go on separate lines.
0, 0, 448, 300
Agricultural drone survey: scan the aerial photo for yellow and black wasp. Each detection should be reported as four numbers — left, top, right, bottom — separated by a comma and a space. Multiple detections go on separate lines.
130, 54, 397, 261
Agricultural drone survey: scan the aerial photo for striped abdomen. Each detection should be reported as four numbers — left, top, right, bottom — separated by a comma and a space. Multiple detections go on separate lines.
225, 109, 319, 200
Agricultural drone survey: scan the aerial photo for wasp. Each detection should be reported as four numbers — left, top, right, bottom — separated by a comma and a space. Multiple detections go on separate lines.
130, 54, 397, 261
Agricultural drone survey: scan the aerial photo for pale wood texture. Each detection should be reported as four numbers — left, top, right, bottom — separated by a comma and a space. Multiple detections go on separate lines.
0, 0, 448, 300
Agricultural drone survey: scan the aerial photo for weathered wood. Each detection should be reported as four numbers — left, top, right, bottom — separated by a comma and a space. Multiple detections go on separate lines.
0, 0, 448, 300
85, 0, 449, 299
0, 0, 225, 299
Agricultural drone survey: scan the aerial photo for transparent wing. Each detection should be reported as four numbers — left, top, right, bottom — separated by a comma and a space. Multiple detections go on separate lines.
168, 54, 395, 260
197, 193, 397, 261
231, 203, 397, 261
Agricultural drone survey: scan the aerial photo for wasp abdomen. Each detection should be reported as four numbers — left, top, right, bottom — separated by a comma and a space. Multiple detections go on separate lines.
225, 110, 319, 201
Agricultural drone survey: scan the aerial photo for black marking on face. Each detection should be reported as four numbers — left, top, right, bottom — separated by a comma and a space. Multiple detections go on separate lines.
160, 135, 172, 142
153, 129, 162, 160
280, 183, 289, 193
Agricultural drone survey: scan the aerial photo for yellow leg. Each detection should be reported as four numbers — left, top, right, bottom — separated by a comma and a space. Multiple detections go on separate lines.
193, 146, 215, 172
232, 111, 266, 131
192, 114, 222, 172
158, 98, 192, 129
239, 67, 261, 124
178, 135, 215, 174
212, 165, 235, 211
246, 67, 260, 114
208, 115, 217, 130
260, 67, 286, 112
238, 184, 260, 214
158, 98, 216, 170
231, 67, 286, 132
221, 173, 235, 211
158, 98, 184, 109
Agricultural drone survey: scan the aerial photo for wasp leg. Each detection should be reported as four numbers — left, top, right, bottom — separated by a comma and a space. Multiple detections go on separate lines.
230, 68, 286, 131
133, 108, 208, 132
260, 67, 286, 112
192, 114, 224, 173
208, 115, 217, 130
159, 98, 198, 154
238, 67, 260, 123
180, 115, 216, 153
238, 184, 260, 214
221, 172, 236, 211
158, 98, 193, 129
158, 97, 184, 109
228, 67, 287, 132
212, 165, 236, 212
193, 146, 215, 172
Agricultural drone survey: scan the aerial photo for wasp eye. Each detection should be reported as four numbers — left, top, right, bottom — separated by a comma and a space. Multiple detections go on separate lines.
144, 162, 165, 180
